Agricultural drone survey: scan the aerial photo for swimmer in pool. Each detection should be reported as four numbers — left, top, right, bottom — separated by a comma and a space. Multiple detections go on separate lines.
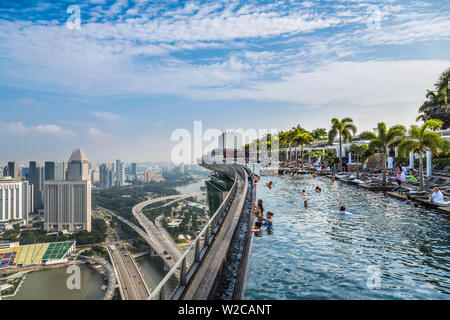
266, 181, 273, 189
251, 221, 262, 235
252, 200, 264, 220
262, 211, 273, 230
304, 200, 309, 208
315, 186, 321, 193
302, 190, 308, 196
339, 205, 346, 213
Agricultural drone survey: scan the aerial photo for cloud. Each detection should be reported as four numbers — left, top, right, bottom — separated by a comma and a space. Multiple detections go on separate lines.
1, 122, 74, 136
34, 124, 74, 136
1, 121, 28, 134
91, 111, 125, 122
88, 127, 110, 140
228, 59, 450, 106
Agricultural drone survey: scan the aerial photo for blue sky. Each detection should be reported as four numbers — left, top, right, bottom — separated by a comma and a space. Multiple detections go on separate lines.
0, 0, 449, 163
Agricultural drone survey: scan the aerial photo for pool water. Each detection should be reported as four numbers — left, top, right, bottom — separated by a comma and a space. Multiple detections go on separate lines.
245, 174, 450, 300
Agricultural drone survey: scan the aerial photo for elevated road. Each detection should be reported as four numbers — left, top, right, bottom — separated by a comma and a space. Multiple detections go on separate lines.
107, 242, 150, 300
104, 207, 180, 277
131, 193, 204, 262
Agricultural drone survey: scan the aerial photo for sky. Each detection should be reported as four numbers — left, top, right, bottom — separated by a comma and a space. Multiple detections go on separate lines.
0, 0, 449, 163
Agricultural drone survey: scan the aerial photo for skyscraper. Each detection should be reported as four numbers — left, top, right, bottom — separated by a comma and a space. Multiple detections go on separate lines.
3, 161, 21, 181
67, 149, 89, 181
45, 161, 66, 181
44, 149, 91, 232
115, 160, 125, 187
28, 161, 41, 211
143, 168, 151, 183
131, 163, 137, 181
99, 164, 114, 188
0, 178, 32, 222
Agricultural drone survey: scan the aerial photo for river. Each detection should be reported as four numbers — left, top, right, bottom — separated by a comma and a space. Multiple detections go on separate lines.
3, 264, 106, 300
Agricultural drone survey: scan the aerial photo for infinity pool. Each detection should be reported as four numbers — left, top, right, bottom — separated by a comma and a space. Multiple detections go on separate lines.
245, 174, 450, 300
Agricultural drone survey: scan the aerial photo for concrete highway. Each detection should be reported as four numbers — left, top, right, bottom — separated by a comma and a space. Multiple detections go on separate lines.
131, 193, 205, 268
107, 242, 150, 300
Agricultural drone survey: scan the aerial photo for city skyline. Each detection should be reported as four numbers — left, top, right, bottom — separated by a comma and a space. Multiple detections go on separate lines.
0, 0, 449, 163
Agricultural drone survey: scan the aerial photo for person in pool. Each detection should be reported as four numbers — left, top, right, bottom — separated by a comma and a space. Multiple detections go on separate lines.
252, 199, 264, 220
262, 211, 273, 230
304, 200, 309, 208
251, 221, 262, 235
302, 190, 308, 196
315, 186, 321, 193
339, 205, 346, 213
266, 181, 273, 189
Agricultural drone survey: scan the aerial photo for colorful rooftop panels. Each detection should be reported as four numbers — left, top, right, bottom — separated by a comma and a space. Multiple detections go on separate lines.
0, 241, 75, 268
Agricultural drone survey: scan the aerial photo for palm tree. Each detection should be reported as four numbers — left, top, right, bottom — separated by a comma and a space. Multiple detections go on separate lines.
287, 128, 297, 162
349, 143, 369, 164
293, 131, 314, 164
328, 118, 357, 169
289, 126, 303, 163
417, 68, 450, 129
278, 131, 290, 161
398, 120, 446, 190
311, 128, 328, 141
359, 122, 406, 186
303, 150, 316, 163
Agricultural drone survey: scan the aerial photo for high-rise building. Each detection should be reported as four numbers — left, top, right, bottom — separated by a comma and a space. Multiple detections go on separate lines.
0, 178, 32, 222
67, 149, 89, 181
131, 163, 137, 181
44, 149, 91, 232
91, 169, 99, 186
45, 161, 66, 181
115, 160, 125, 187
143, 168, 151, 183
3, 162, 22, 181
99, 164, 114, 188
27, 161, 41, 211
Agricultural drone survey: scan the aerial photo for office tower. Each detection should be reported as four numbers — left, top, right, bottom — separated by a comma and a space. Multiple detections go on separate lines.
99, 164, 107, 188
0, 178, 32, 222
45, 161, 66, 181
91, 169, 99, 185
131, 163, 137, 181
108, 169, 113, 188
4, 161, 22, 181
45, 161, 55, 181
143, 168, 151, 183
90, 168, 96, 183
67, 149, 89, 181
28, 161, 41, 211
39, 167, 45, 193
44, 149, 91, 232
99, 164, 114, 188
115, 160, 125, 187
